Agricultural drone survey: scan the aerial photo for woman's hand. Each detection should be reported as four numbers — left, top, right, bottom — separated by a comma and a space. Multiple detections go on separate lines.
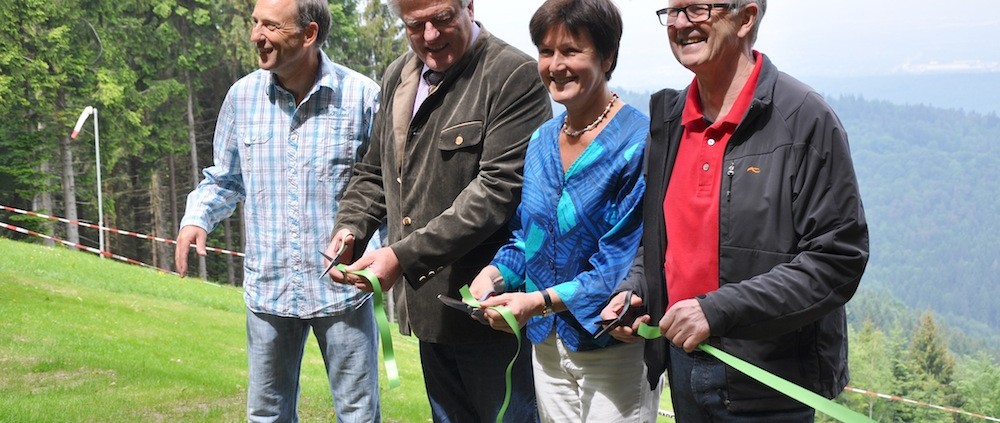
478, 292, 545, 334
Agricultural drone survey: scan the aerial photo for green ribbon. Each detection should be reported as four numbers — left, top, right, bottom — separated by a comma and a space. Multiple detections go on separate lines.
636, 323, 874, 423
337, 264, 400, 388
459, 285, 521, 423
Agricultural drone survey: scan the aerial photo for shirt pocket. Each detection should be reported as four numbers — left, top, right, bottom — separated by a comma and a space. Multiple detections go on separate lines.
238, 124, 273, 225
239, 124, 274, 177
313, 111, 358, 183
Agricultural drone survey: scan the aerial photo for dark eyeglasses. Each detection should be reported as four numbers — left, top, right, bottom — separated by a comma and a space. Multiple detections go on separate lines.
656, 3, 736, 26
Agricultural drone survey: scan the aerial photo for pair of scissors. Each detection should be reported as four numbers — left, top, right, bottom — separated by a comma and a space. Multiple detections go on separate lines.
317, 241, 348, 280
437, 290, 495, 324
594, 291, 641, 338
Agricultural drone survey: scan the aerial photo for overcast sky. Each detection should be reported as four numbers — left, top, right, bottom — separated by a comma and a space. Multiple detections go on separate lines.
474, 0, 1000, 92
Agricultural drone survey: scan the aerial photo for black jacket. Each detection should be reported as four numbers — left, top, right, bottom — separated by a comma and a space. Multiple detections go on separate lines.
621, 54, 869, 411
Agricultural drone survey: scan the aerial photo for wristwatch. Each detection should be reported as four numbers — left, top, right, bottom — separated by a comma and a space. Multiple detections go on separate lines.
539, 289, 554, 317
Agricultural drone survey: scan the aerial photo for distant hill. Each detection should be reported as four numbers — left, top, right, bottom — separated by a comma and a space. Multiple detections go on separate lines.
830, 95, 1000, 351
809, 72, 1000, 116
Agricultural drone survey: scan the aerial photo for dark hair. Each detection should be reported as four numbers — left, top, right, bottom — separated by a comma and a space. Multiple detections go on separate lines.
296, 0, 331, 48
529, 0, 622, 80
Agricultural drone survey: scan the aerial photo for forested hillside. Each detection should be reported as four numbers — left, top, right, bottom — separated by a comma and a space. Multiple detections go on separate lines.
829, 96, 1000, 350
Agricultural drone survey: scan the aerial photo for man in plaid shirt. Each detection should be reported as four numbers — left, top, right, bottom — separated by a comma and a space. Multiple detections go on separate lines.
174, 0, 382, 421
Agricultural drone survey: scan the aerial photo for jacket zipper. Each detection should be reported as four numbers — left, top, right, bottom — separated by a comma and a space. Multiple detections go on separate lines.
726, 161, 735, 202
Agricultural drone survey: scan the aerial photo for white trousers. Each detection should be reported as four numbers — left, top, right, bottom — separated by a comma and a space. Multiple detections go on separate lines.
532, 332, 663, 422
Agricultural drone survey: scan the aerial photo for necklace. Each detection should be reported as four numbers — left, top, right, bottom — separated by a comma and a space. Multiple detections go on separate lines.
562, 92, 619, 137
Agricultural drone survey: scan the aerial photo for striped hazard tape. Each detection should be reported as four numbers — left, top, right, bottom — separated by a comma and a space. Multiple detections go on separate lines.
0, 221, 177, 276
0, 204, 244, 258
844, 386, 1000, 422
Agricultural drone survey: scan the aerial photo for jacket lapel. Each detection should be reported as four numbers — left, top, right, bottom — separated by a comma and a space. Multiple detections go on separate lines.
392, 56, 422, 169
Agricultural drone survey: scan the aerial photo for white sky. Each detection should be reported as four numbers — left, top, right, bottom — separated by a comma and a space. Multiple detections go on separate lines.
475, 0, 1000, 92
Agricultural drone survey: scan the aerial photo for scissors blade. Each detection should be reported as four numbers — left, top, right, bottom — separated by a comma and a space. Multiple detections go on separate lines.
437, 294, 477, 316
594, 291, 633, 339
318, 242, 348, 280
594, 318, 622, 339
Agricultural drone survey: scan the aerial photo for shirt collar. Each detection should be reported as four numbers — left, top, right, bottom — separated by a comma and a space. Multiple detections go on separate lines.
267, 50, 338, 100
681, 50, 764, 129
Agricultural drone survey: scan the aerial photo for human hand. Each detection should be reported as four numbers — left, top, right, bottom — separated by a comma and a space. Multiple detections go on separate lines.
599, 291, 648, 343
323, 229, 355, 284
478, 292, 544, 334
344, 246, 402, 293
174, 225, 207, 277
660, 298, 710, 352
469, 266, 502, 301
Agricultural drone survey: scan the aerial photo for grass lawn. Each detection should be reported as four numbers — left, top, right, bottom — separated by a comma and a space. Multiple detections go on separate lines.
0, 237, 672, 421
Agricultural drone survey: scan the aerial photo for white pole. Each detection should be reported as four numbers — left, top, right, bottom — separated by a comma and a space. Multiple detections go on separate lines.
71, 106, 105, 257
93, 108, 105, 256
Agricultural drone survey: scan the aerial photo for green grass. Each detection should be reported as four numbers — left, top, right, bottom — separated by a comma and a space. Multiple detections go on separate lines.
0, 237, 674, 422
0, 238, 429, 422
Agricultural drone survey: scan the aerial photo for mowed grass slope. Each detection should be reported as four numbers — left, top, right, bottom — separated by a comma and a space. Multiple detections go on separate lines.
0, 238, 429, 422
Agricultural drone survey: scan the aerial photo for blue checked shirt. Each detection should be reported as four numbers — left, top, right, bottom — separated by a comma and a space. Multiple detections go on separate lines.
181, 51, 379, 318
491, 105, 648, 351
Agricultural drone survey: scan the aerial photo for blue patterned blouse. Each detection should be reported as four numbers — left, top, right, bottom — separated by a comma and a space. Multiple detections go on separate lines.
491, 104, 648, 351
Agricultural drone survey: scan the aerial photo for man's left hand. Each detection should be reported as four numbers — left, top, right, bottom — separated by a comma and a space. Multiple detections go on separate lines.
660, 298, 711, 353
345, 246, 402, 292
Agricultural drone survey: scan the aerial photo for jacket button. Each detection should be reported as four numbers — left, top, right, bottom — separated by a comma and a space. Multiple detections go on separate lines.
428, 270, 436, 277
418, 276, 427, 283
402, 216, 412, 226
455, 135, 464, 145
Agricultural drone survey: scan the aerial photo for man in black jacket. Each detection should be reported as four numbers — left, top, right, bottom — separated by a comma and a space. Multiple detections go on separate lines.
601, 1, 868, 421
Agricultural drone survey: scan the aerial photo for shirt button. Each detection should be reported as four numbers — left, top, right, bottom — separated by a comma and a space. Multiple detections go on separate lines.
402, 216, 412, 226
455, 135, 464, 146
707, 138, 716, 146
702, 163, 711, 172
397, 177, 402, 184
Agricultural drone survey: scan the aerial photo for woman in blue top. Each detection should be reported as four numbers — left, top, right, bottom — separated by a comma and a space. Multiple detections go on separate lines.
470, 0, 661, 420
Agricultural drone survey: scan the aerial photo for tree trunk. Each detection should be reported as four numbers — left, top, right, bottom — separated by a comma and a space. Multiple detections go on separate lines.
150, 170, 172, 270
59, 132, 80, 245
33, 160, 55, 247
184, 69, 208, 280
223, 217, 235, 285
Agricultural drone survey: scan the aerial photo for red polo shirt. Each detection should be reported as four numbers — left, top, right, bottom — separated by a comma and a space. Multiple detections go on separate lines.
663, 52, 762, 310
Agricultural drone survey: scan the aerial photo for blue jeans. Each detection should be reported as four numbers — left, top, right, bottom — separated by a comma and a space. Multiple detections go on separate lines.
668, 344, 815, 423
419, 338, 539, 423
246, 297, 380, 423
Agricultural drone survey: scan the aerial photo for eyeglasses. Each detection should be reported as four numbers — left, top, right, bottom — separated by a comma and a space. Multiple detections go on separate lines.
656, 3, 736, 26
403, 10, 459, 32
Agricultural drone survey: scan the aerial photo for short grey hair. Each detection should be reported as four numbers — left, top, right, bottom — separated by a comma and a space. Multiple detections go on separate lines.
734, 0, 766, 45
295, 0, 331, 48
387, 0, 473, 18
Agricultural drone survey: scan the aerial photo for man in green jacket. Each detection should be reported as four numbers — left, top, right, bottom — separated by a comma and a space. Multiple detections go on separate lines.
325, 0, 551, 421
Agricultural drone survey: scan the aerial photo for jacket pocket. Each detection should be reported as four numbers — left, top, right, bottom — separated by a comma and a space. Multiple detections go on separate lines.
437, 121, 483, 151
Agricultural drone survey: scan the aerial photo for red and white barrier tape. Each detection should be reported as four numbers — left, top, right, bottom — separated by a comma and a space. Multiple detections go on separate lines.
0, 221, 178, 276
845, 386, 1000, 421
0, 204, 244, 258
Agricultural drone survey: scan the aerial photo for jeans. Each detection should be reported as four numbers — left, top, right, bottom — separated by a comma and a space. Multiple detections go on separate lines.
419, 337, 539, 423
668, 344, 815, 423
246, 297, 380, 423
